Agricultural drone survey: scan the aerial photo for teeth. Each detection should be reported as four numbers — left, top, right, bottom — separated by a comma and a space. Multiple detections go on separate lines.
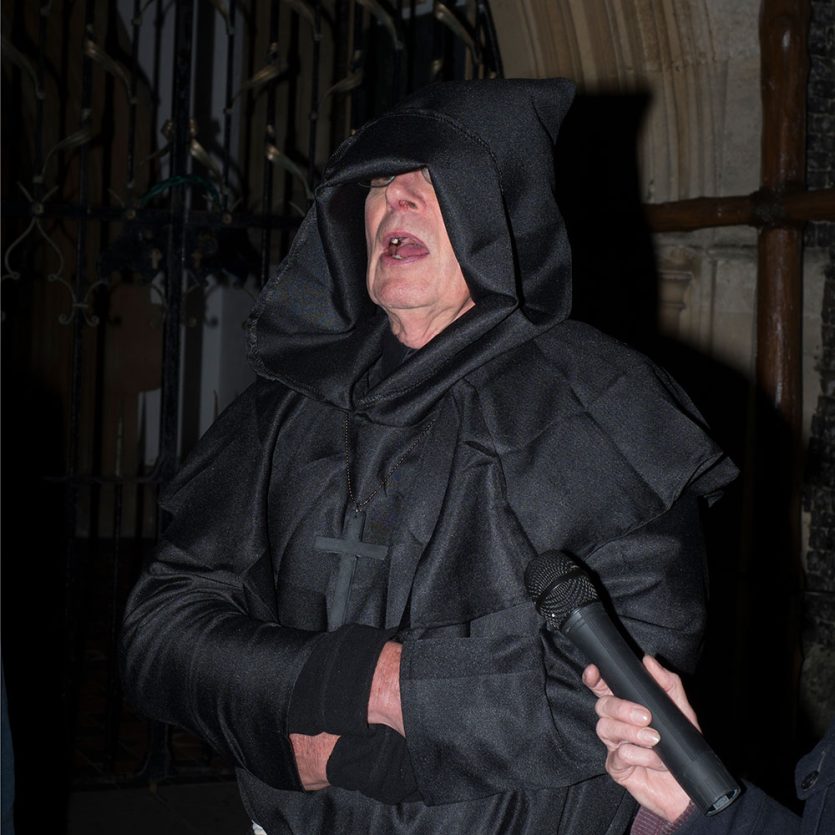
388, 235, 406, 258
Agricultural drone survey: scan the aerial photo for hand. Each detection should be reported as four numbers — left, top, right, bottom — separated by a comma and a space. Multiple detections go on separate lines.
367, 641, 404, 736
582, 656, 696, 822
290, 731, 339, 791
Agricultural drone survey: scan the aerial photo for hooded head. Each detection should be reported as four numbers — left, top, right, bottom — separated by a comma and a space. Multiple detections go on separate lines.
248, 78, 576, 422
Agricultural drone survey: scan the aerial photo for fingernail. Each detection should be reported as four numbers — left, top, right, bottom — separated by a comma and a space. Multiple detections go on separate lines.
631, 708, 650, 724
638, 728, 661, 745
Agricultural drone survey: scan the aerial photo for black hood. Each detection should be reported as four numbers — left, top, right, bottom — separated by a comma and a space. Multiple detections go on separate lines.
248, 78, 576, 424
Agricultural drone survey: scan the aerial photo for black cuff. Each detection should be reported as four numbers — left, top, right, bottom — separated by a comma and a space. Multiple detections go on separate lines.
288, 624, 397, 735
327, 725, 420, 805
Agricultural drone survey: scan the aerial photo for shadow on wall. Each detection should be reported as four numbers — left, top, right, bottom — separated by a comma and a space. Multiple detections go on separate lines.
1, 368, 71, 832
554, 91, 660, 351
554, 91, 804, 808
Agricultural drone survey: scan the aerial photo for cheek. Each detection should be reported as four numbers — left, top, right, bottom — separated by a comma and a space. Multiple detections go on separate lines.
364, 202, 380, 300
364, 202, 375, 259
439, 246, 471, 306
450, 269, 472, 307
364, 194, 386, 249
435, 225, 468, 298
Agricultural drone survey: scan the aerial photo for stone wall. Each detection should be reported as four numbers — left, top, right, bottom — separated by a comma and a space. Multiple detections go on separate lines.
801, 0, 835, 739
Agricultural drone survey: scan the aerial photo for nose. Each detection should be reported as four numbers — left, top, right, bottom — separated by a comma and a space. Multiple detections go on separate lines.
385, 170, 426, 210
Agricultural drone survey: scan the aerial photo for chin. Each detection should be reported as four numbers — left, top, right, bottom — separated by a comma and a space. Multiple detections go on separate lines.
371, 283, 432, 311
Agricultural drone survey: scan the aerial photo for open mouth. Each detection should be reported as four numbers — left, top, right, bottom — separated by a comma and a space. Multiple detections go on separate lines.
386, 233, 429, 261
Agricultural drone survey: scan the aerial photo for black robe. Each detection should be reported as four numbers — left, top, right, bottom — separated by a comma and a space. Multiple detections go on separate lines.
120, 79, 737, 834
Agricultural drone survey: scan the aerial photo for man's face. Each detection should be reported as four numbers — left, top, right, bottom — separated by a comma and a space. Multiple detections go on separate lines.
364, 169, 473, 330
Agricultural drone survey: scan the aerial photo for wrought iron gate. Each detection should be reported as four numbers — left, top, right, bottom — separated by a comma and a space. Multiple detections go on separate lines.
1, 0, 501, 790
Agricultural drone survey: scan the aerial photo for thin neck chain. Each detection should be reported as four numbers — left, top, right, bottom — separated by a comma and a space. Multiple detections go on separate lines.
344, 412, 437, 513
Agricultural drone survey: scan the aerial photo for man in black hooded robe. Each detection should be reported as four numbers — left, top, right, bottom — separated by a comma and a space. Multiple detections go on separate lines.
120, 79, 737, 834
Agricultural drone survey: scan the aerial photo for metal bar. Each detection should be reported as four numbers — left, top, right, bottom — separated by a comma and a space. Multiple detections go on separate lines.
0, 200, 303, 231
158, 0, 195, 482
351, 1, 365, 131
284, 6, 301, 250
89, 0, 123, 545
221, 0, 238, 209
127, 0, 141, 201
258, 3, 281, 288
757, 0, 810, 435
151, 0, 165, 151
16, 187, 835, 237
138, 0, 198, 784
34, 0, 48, 196
98, 0, 131, 748
431, 0, 446, 82
477, 0, 503, 77
307, 0, 322, 188
645, 188, 835, 232
408, 0, 417, 92
756, 0, 809, 563
240, 5, 256, 211
331, 0, 351, 143
106, 417, 125, 771
86, 6, 121, 777
62, 0, 98, 786
392, 0, 403, 97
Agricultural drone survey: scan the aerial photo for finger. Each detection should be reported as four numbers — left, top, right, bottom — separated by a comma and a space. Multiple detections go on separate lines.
643, 655, 679, 690
594, 693, 653, 727
642, 656, 700, 730
582, 664, 612, 697
607, 741, 666, 774
596, 715, 660, 751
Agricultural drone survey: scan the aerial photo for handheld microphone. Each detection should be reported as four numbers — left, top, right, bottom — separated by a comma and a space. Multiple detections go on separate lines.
525, 551, 740, 816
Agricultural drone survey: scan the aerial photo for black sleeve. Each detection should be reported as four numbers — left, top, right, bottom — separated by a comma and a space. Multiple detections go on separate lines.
120, 386, 316, 791
672, 783, 800, 835
287, 623, 396, 735
400, 494, 711, 806
287, 624, 423, 804
327, 726, 420, 804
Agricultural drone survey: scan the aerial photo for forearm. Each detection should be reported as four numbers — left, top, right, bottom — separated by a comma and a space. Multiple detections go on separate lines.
290, 732, 339, 790
368, 641, 404, 735
120, 562, 317, 790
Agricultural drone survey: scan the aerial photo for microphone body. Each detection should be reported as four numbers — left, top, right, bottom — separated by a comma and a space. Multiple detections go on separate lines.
525, 552, 740, 816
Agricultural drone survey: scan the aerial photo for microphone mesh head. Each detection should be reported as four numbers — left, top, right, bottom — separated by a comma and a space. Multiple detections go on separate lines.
524, 551, 599, 629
